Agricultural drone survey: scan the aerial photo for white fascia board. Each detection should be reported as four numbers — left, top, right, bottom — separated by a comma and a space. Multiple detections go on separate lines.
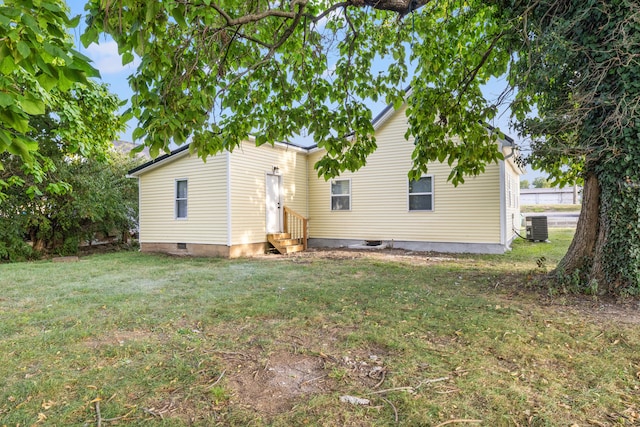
272, 141, 310, 153
372, 105, 398, 131
244, 134, 310, 153
127, 149, 191, 177
307, 145, 325, 154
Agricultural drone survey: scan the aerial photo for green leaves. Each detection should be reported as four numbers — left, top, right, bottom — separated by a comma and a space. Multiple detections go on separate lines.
82, 0, 512, 185
82, 0, 410, 174
0, 93, 14, 108
402, 1, 514, 185
16, 41, 31, 59
0, 0, 101, 176
19, 96, 45, 115
0, 79, 128, 259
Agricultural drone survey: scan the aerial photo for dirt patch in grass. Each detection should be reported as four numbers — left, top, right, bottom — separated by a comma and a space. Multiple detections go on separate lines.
487, 271, 640, 325
209, 330, 390, 417
542, 296, 640, 325
223, 351, 330, 414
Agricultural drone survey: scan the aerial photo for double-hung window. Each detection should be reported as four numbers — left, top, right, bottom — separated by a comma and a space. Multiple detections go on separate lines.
331, 179, 351, 211
408, 176, 434, 211
175, 179, 188, 219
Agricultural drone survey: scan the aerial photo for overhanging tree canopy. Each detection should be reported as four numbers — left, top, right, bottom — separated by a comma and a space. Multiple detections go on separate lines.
0, 0, 100, 182
83, 0, 512, 184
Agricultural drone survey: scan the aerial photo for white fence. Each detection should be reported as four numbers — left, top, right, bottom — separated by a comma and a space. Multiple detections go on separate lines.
520, 187, 582, 205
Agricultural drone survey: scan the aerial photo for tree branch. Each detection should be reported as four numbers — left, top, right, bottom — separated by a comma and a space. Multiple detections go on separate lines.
208, 0, 308, 26
215, 1, 307, 97
360, 0, 431, 16
457, 31, 506, 104
201, 0, 433, 28
311, 2, 350, 23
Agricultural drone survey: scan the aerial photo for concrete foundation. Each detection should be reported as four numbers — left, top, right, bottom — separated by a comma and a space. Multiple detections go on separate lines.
140, 242, 268, 258
308, 238, 508, 255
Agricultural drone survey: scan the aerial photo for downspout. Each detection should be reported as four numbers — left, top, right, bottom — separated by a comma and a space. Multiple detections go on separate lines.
499, 155, 507, 250
306, 151, 310, 220
137, 176, 141, 247
226, 151, 232, 247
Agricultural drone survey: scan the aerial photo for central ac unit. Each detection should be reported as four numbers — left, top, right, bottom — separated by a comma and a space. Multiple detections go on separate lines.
525, 216, 548, 242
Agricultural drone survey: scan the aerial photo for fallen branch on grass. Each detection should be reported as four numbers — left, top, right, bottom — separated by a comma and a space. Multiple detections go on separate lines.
101, 413, 136, 423
434, 419, 483, 426
370, 367, 386, 389
89, 399, 136, 426
379, 396, 399, 424
301, 374, 327, 385
368, 386, 414, 395
208, 370, 226, 388
142, 407, 164, 419
368, 376, 450, 395
94, 400, 102, 427
416, 377, 450, 388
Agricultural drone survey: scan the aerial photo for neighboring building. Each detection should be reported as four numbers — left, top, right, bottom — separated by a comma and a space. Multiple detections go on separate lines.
520, 187, 582, 205
128, 104, 523, 257
111, 140, 150, 158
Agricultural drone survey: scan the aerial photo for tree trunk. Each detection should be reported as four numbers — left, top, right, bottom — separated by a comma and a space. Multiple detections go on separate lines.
554, 173, 605, 288
29, 229, 45, 253
32, 238, 45, 253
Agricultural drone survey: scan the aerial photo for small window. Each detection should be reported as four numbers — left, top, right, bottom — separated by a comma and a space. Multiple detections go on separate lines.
409, 176, 433, 211
176, 179, 188, 219
331, 179, 351, 211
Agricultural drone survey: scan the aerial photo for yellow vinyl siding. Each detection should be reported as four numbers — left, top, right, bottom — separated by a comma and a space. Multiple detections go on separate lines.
137, 153, 228, 244
229, 141, 308, 245
308, 106, 502, 244
134, 105, 513, 253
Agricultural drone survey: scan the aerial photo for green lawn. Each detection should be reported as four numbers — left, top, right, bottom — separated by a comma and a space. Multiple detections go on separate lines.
521, 204, 581, 213
1, 230, 639, 426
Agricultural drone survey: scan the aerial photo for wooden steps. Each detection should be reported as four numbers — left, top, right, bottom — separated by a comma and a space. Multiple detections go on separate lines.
267, 233, 304, 254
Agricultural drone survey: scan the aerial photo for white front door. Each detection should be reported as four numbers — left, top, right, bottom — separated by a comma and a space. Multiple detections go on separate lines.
266, 174, 282, 233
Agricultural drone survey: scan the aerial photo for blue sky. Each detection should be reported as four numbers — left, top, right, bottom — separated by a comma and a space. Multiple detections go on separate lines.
65, 0, 543, 181
67, 0, 137, 141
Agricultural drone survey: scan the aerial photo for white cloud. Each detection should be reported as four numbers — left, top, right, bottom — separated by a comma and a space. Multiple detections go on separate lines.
85, 40, 140, 75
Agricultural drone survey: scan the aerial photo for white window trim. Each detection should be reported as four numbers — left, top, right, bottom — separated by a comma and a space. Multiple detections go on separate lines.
408, 175, 434, 212
330, 178, 351, 211
175, 178, 188, 220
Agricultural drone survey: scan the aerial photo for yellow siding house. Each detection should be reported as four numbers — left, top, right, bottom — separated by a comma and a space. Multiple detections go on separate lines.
128, 105, 522, 257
